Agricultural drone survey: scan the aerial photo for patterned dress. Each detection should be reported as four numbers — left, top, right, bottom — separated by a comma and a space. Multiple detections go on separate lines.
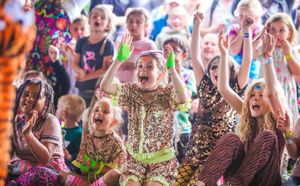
183, 75, 245, 167
118, 83, 181, 184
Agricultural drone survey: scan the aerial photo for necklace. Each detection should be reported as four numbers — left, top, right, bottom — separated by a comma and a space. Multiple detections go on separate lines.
93, 133, 108, 139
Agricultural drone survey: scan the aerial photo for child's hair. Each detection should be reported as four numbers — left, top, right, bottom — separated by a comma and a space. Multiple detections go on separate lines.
163, 37, 189, 53
71, 15, 89, 34
137, 50, 166, 72
125, 7, 152, 31
23, 70, 47, 82
266, 12, 297, 44
89, 97, 123, 130
88, 4, 115, 34
14, 79, 55, 131
58, 94, 86, 122
234, 0, 264, 19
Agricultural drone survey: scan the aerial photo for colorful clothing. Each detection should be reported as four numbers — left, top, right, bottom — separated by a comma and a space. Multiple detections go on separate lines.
117, 83, 184, 184
176, 75, 245, 185
26, 0, 72, 86
259, 47, 299, 123
75, 36, 114, 105
9, 114, 67, 184
62, 126, 82, 162
73, 131, 126, 182
198, 128, 285, 186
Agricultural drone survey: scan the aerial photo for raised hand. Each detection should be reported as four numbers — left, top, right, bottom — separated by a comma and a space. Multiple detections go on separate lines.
193, 11, 204, 26
242, 15, 254, 31
262, 32, 275, 57
277, 111, 291, 134
22, 110, 38, 135
218, 30, 230, 56
278, 39, 292, 55
116, 33, 133, 62
164, 44, 176, 70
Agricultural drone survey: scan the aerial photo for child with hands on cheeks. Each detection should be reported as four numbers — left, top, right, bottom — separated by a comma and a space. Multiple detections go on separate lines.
194, 28, 291, 186
175, 11, 251, 186
60, 97, 127, 186
8, 79, 68, 186
100, 33, 189, 185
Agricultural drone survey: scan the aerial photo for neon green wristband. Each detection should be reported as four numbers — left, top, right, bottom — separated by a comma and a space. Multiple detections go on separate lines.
117, 43, 131, 62
90, 159, 97, 170
166, 51, 175, 69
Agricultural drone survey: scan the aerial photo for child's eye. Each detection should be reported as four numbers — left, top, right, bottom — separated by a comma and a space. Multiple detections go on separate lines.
250, 93, 254, 97
137, 64, 143, 69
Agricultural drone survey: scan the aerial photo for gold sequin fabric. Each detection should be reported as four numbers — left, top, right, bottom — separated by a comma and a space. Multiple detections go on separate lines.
119, 83, 176, 154
183, 75, 245, 166
76, 131, 127, 178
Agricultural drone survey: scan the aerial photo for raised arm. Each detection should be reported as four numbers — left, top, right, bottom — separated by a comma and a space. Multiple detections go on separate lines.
191, 12, 205, 86
217, 31, 243, 114
100, 33, 132, 95
262, 33, 285, 117
237, 15, 253, 88
280, 39, 300, 76
165, 45, 188, 104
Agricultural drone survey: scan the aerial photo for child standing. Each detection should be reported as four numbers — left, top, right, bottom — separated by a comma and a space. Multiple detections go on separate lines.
263, 12, 300, 124
229, 0, 264, 80
56, 95, 86, 172
100, 33, 189, 185
60, 98, 127, 186
73, 5, 115, 106
175, 12, 252, 185
63, 16, 89, 94
116, 8, 157, 83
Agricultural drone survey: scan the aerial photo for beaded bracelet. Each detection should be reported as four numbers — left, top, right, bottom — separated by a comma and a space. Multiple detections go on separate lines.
263, 57, 272, 64
244, 32, 250, 38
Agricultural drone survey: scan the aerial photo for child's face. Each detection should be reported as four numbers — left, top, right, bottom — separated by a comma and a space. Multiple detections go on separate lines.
20, 84, 46, 114
238, 7, 258, 28
127, 13, 146, 40
168, 12, 186, 31
89, 10, 109, 33
201, 35, 219, 61
249, 84, 270, 118
55, 102, 64, 121
269, 20, 291, 45
70, 22, 86, 41
136, 56, 162, 91
91, 101, 114, 132
208, 60, 219, 87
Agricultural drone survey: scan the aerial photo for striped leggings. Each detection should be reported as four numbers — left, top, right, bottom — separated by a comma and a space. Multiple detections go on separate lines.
198, 130, 282, 186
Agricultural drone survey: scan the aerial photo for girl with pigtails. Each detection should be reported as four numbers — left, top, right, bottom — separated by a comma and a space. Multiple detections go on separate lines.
7, 79, 68, 186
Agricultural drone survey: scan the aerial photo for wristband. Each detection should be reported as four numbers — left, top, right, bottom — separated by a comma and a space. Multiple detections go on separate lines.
116, 43, 131, 62
243, 32, 250, 38
284, 130, 293, 140
263, 57, 272, 65
286, 138, 294, 144
166, 51, 175, 69
285, 53, 292, 61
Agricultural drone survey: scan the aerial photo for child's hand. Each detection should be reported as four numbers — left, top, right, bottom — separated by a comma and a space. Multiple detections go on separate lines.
63, 149, 72, 161
48, 45, 60, 62
193, 12, 204, 26
22, 110, 38, 135
218, 30, 230, 56
277, 111, 291, 134
76, 69, 86, 81
165, 44, 176, 70
116, 33, 133, 62
278, 40, 292, 55
261, 32, 275, 57
242, 15, 254, 31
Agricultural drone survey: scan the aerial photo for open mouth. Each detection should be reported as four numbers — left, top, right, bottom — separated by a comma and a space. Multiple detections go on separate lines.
94, 22, 100, 27
139, 75, 149, 84
94, 118, 104, 125
252, 104, 260, 111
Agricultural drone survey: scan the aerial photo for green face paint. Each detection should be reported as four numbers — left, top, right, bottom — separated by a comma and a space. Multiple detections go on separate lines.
116, 43, 131, 62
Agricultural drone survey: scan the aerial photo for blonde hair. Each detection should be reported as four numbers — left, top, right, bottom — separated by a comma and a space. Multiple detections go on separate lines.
234, 0, 264, 18
58, 94, 86, 122
167, 6, 189, 28
89, 97, 123, 132
266, 12, 297, 44
237, 80, 275, 142
88, 5, 115, 35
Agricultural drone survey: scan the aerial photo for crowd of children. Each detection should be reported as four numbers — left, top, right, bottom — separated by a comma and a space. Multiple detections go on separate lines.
6, 0, 300, 185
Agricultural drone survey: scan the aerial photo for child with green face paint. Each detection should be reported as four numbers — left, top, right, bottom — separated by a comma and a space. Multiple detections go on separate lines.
59, 97, 127, 186
100, 33, 189, 185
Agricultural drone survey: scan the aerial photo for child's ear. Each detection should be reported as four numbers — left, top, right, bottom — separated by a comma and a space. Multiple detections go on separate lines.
182, 52, 187, 60
111, 119, 118, 127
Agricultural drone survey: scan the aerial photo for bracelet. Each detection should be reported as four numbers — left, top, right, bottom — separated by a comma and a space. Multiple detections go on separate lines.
284, 130, 293, 140
263, 57, 272, 64
285, 53, 292, 61
286, 138, 294, 145
243, 32, 250, 38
